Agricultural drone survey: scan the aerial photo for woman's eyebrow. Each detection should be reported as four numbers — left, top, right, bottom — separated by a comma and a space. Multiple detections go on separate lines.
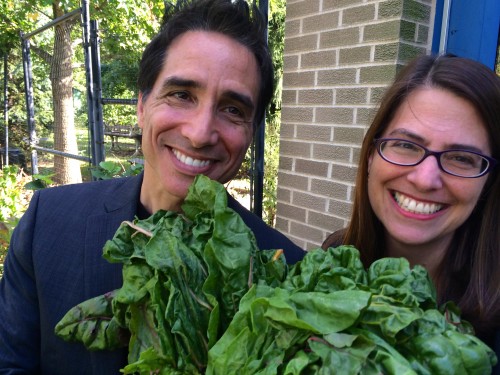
387, 128, 487, 153
386, 128, 424, 142
445, 143, 486, 153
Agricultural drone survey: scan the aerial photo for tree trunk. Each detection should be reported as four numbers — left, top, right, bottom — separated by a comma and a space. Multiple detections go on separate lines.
50, 4, 82, 185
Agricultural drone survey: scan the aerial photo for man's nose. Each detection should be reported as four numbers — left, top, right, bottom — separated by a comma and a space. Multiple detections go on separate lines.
181, 107, 219, 148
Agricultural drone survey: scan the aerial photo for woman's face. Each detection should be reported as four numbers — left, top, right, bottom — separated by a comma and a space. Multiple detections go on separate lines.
367, 87, 491, 252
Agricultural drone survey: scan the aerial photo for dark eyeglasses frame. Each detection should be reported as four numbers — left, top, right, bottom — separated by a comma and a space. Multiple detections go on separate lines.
373, 138, 498, 178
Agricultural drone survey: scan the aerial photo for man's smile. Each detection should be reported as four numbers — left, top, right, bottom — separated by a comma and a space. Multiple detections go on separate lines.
172, 148, 211, 168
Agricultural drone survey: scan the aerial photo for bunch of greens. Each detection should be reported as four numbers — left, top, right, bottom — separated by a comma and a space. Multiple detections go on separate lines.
55, 175, 286, 373
55, 175, 497, 374
207, 247, 497, 374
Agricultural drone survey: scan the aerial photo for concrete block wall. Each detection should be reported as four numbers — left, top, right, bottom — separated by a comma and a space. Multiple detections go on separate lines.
275, 0, 435, 250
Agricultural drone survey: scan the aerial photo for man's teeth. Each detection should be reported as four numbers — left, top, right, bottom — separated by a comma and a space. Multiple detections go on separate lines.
394, 192, 442, 214
173, 149, 210, 168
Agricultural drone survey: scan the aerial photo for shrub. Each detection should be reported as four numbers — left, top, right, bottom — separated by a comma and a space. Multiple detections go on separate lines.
0, 166, 34, 277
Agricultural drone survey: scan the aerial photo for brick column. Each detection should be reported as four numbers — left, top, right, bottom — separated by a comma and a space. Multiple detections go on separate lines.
276, 0, 434, 249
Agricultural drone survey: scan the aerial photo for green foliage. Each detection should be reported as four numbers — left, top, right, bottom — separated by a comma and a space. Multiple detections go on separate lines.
0, 166, 29, 223
0, 50, 30, 154
24, 172, 55, 190
91, 160, 144, 180
0, 166, 33, 277
55, 175, 284, 372
0, 0, 164, 155
261, 0, 286, 225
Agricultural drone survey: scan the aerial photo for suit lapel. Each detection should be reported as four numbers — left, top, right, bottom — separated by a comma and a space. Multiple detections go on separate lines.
83, 175, 143, 298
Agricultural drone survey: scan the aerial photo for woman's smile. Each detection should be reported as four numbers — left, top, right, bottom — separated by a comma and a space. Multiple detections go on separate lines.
392, 191, 444, 215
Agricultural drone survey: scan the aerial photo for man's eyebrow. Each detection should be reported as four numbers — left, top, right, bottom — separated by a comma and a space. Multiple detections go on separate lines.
159, 76, 201, 91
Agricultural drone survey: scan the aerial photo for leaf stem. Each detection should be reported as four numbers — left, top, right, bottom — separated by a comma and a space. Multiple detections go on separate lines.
122, 221, 153, 237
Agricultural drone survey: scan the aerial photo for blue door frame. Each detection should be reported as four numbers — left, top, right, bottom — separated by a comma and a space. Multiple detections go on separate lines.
432, 0, 499, 70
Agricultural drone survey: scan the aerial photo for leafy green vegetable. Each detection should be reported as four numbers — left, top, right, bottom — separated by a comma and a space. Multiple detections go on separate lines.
206, 247, 496, 374
55, 175, 287, 373
55, 175, 497, 374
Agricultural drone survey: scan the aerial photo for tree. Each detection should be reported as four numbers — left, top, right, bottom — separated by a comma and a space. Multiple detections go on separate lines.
262, 0, 286, 225
1, 0, 164, 184
48, 2, 81, 184
0, 1, 36, 159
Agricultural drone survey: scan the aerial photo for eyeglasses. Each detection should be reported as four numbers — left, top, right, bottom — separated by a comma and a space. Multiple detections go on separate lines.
374, 138, 497, 178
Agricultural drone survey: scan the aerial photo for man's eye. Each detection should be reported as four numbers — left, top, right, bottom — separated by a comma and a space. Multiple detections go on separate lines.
221, 106, 251, 125
224, 106, 243, 117
170, 91, 191, 101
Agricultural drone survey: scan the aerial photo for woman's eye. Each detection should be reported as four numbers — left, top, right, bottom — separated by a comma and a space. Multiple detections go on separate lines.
402, 142, 417, 150
446, 153, 476, 166
391, 141, 419, 151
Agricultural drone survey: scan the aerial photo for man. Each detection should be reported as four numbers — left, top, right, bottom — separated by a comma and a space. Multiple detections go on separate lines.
0, 0, 305, 373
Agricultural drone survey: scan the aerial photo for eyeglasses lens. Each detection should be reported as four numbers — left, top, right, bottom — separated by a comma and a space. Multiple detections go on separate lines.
378, 139, 489, 177
440, 151, 487, 177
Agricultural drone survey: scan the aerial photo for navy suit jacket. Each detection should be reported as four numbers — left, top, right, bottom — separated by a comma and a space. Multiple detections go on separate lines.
0, 174, 305, 374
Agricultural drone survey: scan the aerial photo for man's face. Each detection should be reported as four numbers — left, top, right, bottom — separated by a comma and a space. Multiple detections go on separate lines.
137, 31, 260, 213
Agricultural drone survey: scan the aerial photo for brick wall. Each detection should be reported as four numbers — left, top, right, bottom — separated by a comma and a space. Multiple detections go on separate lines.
276, 0, 435, 249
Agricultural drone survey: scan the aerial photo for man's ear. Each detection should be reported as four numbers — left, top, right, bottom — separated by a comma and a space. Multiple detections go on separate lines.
137, 92, 145, 129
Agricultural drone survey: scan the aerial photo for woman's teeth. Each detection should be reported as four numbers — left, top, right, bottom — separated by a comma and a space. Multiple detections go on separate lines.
394, 192, 442, 214
173, 149, 210, 168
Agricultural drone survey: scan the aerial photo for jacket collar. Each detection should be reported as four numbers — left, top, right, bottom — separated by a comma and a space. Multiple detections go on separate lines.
84, 174, 143, 298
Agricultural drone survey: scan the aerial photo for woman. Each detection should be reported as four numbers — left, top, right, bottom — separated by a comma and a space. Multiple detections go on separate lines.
322, 54, 499, 363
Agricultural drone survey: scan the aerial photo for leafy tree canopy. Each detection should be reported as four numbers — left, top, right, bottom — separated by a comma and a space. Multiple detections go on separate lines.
0, 0, 164, 57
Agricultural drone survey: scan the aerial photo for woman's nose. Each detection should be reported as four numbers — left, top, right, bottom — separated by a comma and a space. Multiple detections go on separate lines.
406, 155, 444, 190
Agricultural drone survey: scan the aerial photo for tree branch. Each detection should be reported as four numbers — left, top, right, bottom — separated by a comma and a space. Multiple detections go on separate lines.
29, 42, 53, 66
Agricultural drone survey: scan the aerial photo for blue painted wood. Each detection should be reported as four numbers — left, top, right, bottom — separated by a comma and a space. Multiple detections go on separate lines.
431, 0, 445, 54
446, 0, 499, 69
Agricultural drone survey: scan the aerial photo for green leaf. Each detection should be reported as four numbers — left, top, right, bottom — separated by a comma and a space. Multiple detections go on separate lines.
54, 290, 129, 350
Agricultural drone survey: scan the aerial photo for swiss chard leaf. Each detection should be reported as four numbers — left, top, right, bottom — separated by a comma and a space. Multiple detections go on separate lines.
54, 289, 129, 350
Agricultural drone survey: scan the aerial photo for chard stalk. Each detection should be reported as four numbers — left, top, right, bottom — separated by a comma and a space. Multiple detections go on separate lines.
122, 221, 153, 238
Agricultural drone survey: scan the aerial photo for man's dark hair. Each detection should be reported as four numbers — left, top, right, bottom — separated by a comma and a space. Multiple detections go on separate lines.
138, 0, 274, 128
